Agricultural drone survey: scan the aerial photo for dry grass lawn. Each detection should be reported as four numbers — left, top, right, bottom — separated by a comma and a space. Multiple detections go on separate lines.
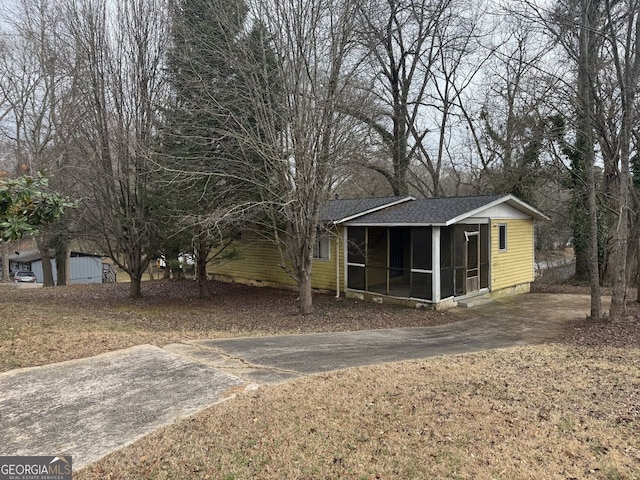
78, 345, 639, 480
1, 279, 639, 479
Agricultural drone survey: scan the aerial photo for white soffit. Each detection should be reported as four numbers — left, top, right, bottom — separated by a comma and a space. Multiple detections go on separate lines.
471, 204, 530, 219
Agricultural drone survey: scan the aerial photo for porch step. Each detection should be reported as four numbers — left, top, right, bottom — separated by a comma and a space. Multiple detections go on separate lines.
457, 296, 493, 308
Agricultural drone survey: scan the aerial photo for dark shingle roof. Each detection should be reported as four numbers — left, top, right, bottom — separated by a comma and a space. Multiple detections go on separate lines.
321, 194, 548, 226
320, 196, 412, 223
346, 194, 513, 225
8, 249, 102, 262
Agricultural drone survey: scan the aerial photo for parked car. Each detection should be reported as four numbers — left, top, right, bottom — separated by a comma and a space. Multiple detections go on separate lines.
14, 271, 37, 283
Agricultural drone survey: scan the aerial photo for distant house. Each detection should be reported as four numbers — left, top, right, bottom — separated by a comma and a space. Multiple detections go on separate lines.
208, 194, 549, 309
7, 250, 113, 284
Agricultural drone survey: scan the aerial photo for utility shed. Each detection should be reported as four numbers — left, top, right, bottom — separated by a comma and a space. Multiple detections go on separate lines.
29, 252, 104, 284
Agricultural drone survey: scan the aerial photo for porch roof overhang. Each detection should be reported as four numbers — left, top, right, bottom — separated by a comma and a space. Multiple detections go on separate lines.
341, 194, 549, 227
320, 196, 414, 225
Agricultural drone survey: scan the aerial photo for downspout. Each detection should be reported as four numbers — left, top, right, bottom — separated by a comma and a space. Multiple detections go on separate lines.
335, 227, 340, 298
432, 226, 441, 303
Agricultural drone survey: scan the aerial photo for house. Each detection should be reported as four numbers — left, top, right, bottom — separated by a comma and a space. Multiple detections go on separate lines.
6, 250, 112, 284
208, 194, 549, 308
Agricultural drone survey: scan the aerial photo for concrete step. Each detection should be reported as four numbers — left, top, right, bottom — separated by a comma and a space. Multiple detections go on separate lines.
457, 296, 493, 308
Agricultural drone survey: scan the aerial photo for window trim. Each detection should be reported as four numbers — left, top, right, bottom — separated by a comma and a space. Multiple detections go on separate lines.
313, 233, 331, 261
498, 223, 508, 252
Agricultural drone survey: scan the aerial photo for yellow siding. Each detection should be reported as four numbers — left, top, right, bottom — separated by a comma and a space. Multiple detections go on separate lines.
208, 227, 346, 293
311, 226, 346, 292
490, 218, 534, 291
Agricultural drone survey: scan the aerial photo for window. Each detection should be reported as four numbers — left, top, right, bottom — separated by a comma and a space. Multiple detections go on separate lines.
498, 224, 507, 251
314, 234, 330, 260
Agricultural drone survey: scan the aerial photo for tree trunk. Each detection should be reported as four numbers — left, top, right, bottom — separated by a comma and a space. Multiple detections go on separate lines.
610, 199, 630, 320
586, 164, 603, 319
298, 271, 313, 316
37, 236, 55, 287
130, 274, 143, 299
605, 0, 637, 321
173, 262, 184, 280
572, 205, 591, 282
579, 0, 602, 320
391, 93, 409, 196
637, 237, 640, 302
127, 248, 147, 299
196, 239, 212, 299
1, 242, 10, 282
574, 245, 590, 280
55, 242, 70, 286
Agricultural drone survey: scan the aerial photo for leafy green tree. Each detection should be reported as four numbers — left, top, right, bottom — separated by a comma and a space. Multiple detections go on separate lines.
0, 174, 75, 282
0, 174, 74, 241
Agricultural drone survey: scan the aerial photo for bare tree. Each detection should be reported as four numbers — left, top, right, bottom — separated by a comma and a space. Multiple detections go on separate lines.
601, 0, 640, 320
548, 0, 640, 320
239, 0, 363, 314
578, 0, 605, 320
346, 0, 485, 196
177, 0, 364, 314
63, 0, 170, 298
515, 0, 605, 319
472, 24, 558, 197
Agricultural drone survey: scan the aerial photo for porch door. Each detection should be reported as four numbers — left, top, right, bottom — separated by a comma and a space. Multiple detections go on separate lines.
466, 231, 480, 293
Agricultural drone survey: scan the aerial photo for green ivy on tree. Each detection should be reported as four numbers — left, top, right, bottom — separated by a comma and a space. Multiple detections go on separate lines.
0, 174, 76, 241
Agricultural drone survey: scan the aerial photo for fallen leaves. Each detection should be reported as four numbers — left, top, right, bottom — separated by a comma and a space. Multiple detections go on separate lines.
0, 280, 472, 372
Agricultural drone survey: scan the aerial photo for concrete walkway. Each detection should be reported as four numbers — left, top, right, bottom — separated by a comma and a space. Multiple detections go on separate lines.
0, 345, 245, 469
0, 293, 598, 470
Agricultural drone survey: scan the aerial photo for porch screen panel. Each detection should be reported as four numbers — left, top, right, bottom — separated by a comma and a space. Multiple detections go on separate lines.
410, 272, 432, 300
480, 224, 489, 288
467, 233, 479, 275
411, 227, 432, 270
453, 225, 467, 296
389, 229, 406, 278
347, 227, 366, 290
348, 265, 365, 290
367, 227, 388, 294
347, 227, 366, 264
440, 227, 454, 298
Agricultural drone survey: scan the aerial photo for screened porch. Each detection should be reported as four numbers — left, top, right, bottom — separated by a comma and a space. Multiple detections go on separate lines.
346, 224, 490, 302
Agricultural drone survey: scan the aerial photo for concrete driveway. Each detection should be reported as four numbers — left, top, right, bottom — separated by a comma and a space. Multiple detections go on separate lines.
172, 293, 599, 382
0, 293, 597, 470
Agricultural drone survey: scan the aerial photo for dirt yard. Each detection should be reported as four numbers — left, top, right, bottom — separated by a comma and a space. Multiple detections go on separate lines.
2, 280, 639, 479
